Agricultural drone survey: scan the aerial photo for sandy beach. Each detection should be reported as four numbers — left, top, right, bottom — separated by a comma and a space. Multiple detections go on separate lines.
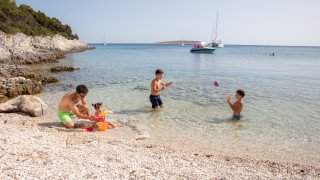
1, 112, 319, 179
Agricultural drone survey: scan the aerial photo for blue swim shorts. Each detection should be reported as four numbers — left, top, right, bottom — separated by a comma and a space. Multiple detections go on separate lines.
149, 95, 163, 108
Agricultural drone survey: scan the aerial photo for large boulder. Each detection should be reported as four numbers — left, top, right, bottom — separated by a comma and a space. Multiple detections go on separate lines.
0, 95, 48, 117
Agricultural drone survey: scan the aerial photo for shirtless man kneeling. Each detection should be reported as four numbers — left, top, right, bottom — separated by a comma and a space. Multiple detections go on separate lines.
57, 84, 97, 128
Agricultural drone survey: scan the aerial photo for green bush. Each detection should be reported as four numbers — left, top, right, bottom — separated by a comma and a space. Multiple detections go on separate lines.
0, 0, 16, 10
2, 25, 21, 34
19, 4, 36, 14
0, 10, 8, 21
0, 0, 78, 40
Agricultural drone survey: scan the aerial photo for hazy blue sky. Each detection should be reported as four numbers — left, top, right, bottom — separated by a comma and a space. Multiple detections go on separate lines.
16, 0, 320, 46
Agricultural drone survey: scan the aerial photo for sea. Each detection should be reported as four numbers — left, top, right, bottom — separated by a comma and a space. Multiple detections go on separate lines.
38, 44, 320, 165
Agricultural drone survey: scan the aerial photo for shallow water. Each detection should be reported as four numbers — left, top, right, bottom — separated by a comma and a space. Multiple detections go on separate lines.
39, 44, 320, 165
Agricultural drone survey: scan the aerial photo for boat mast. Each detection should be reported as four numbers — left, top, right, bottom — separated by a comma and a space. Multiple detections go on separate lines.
211, 23, 215, 42
104, 32, 107, 45
214, 12, 219, 42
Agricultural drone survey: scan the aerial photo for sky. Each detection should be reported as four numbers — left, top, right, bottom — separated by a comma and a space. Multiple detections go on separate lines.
16, 0, 320, 46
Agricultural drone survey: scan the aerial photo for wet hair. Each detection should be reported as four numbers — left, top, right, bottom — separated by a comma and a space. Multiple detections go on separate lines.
76, 84, 88, 94
92, 102, 103, 110
155, 69, 164, 75
236, 89, 245, 97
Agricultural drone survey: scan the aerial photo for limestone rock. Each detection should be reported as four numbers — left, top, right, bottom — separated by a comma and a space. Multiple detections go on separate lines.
0, 95, 48, 117
41, 76, 59, 84
0, 31, 94, 103
0, 65, 59, 102
0, 77, 42, 103
50, 66, 78, 73
0, 31, 94, 64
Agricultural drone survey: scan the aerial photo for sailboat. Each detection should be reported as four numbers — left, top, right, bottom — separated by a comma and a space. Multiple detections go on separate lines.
181, 33, 185, 46
210, 12, 224, 48
103, 33, 107, 46
190, 41, 215, 53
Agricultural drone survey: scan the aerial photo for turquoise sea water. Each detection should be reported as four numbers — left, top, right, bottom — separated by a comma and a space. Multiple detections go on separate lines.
39, 44, 320, 165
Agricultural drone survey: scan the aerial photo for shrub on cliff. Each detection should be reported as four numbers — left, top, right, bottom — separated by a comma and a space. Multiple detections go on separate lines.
0, 0, 78, 39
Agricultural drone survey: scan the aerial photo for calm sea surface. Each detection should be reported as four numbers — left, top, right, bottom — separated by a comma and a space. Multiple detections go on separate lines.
38, 44, 320, 165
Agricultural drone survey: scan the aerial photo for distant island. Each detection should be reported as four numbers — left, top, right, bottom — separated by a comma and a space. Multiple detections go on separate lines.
156, 40, 199, 44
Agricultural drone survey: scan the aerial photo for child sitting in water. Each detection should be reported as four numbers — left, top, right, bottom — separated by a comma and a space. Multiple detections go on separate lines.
226, 89, 245, 120
92, 102, 117, 128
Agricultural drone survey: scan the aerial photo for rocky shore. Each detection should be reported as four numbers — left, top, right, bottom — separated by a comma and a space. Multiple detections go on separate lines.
0, 31, 94, 103
0, 31, 94, 64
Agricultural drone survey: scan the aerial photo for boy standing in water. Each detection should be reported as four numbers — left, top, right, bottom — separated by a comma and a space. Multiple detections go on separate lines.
226, 89, 245, 120
150, 69, 174, 109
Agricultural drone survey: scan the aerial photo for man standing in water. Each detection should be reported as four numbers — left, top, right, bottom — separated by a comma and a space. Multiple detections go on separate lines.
150, 69, 174, 110
58, 84, 97, 128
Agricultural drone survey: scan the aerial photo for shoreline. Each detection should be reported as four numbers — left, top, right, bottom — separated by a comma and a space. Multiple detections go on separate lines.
0, 112, 319, 179
36, 73, 320, 169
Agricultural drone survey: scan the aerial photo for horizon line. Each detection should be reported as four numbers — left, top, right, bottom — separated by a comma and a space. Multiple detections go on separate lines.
87, 42, 320, 47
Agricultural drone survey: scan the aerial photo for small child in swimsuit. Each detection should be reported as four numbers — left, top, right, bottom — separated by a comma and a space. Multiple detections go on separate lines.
226, 89, 245, 120
92, 102, 117, 129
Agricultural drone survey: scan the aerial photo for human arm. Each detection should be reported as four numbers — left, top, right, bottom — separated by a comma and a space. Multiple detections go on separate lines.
226, 96, 241, 112
69, 103, 96, 121
161, 81, 174, 87
81, 97, 88, 107
106, 110, 113, 114
101, 109, 113, 115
